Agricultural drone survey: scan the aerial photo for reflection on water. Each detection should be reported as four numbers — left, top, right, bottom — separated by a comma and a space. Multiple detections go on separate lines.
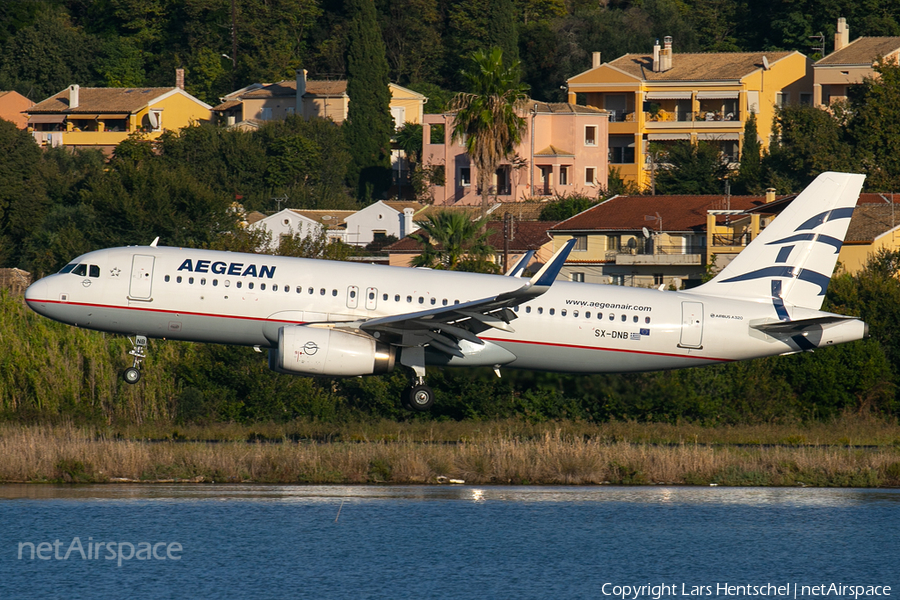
1, 485, 898, 600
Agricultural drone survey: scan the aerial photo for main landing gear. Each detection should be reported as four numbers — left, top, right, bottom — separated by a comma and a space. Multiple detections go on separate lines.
399, 347, 434, 411
123, 335, 147, 384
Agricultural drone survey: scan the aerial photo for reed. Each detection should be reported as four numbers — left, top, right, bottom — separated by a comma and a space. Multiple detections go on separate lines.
1, 423, 898, 487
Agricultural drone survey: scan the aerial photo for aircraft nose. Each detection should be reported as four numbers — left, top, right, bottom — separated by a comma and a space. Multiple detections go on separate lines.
24, 278, 49, 312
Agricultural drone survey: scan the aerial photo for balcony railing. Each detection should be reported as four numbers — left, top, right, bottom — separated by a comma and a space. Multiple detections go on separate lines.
711, 232, 750, 247
643, 110, 741, 123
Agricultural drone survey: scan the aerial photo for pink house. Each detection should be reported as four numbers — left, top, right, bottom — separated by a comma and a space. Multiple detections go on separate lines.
422, 101, 609, 205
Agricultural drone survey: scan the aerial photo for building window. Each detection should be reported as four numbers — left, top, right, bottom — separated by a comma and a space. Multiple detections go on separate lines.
571, 272, 585, 282
611, 274, 625, 286
654, 273, 664, 286
585, 167, 596, 186
607, 235, 621, 251
559, 166, 569, 185
800, 93, 812, 106
260, 107, 273, 120
573, 235, 588, 251
428, 124, 445, 144
609, 135, 635, 164
585, 125, 597, 146
460, 167, 471, 186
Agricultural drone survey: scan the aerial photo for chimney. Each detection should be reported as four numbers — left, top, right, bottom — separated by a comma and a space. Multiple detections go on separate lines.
592, 52, 602, 68
175, 68, 185, 90
295, 69, 307, 117
834, 17, 849, 52
765, 188, 776, 203
402, 208, 415, 238
653, 39, 661, 72
662, 36, 673, 71
68, 84, 79, 109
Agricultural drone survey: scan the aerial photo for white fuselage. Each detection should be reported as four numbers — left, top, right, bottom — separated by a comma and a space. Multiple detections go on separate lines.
23, 246, 865, 375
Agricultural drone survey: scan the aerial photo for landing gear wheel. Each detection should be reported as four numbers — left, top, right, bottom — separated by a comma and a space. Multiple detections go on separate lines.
123, 366, 141, 384
407, 384, 435, 412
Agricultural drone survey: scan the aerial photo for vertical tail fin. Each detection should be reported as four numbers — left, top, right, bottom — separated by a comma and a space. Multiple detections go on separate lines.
689, 172, 865, 311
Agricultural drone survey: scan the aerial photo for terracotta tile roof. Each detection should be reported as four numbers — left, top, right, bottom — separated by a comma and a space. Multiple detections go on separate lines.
609, 51, 795, 81
817, 37, 900, 65
382, 201, 425, 212
487, 201, 552, 221
213, 99, 242, 111
245, 211, 267, 225
30, 87, 181, 114
530, 101, 606, 114
535, 145, 574, 156
845, 204, 900, 243
289, 209, 356, 229
552, 194, 778, 233
386, 220, 559, 253
240, 79, 348, 99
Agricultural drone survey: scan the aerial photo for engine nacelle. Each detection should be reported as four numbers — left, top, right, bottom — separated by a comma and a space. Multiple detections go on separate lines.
268, 326, 395, 377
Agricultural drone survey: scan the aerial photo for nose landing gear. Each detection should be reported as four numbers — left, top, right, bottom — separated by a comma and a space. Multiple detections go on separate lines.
122, 335, 147, 384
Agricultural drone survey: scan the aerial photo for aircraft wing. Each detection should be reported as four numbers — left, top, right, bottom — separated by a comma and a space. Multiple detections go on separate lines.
347, 239, 576, 355
750, 314, 858, 335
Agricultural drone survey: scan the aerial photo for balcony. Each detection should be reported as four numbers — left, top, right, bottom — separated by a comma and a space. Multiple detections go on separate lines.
606, 243, 704, 265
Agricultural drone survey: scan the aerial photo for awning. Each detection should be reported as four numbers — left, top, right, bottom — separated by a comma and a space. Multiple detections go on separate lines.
96, 114, 130, 119
647, 133, 691, 141
26, 114, 66, 124
695, 91, 740, 100
697, 132, 740, 140
645, 91, 692, 100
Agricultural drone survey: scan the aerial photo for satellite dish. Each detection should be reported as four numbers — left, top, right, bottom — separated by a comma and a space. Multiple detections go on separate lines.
762, 56, 770, 70
147, 111, 159, 129
642, 227, 651, 238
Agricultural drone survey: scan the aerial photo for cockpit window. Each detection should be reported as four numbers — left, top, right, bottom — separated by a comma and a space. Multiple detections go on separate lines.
72, 264, 87, 276
59, 263, 77, 274
89, 265, 100, 278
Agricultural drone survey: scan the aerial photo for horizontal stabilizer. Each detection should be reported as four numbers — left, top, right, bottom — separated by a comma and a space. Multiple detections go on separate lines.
751, 315, 857, 335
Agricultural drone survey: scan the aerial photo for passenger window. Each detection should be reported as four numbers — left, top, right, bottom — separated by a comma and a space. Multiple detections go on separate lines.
609, 314, 614, 321
248, 282, 253, 289
213, 280, 218, 287
320, 288, 326, 295
585, 311, 591, 318
621, 314, 627, 322
418, 297, 424, 304
165, 275, 170, 282
189, 277, 195, 284
237, 281, 242, 288
633, 315, 638, 323
89, 265, 100, 278
273, 284, 278, 291
260, 283, 265, 290
201, 278, 207, 285
407, 296, 412, 303
526, 306, 531, 313
645, 317, 651, 324
598, 313, 603, 319
72, 264, 87, 276
442, 299, 448, 306
572, 310, 577, 317
332, 289, 337, 296
225, 280, 230, 287
549, 308, 555, 315
296, 286, 301, 293
309, 287, 314, 294
383, 293, 388, 301
350, 290, 356, 298
369, 292, 375, 300
454, 300, 460, 305
430, 298, 436, 305
177, 276, 182, 283
284, 286, 289, 293
538, 307, 543, 314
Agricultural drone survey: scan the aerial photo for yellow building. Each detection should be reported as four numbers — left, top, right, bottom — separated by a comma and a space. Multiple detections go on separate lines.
214, 71, 426, 128
814, 18, 900, 107
838, 201, 900, 274
566, 39, 813, 190
26, 74, 212, 153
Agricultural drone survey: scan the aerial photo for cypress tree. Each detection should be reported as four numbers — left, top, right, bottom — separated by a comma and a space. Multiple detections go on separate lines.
486, 0, 518, 67
735, 111, 761, 194
344, 0, 393, 201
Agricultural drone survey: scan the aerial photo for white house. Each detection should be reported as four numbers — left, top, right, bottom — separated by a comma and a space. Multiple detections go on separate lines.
249, 208, 355, 248
342, 201, 424, 246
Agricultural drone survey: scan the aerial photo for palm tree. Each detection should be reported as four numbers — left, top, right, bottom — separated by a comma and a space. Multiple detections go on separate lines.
451, 48, 528, 217
410, 211, 499, 273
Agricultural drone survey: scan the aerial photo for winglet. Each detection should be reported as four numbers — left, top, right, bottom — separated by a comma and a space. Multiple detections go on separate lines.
531, 238, 576, 287
505, 251, 535, 277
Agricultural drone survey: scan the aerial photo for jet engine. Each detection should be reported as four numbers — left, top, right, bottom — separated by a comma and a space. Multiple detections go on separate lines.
268, 325, 395, 377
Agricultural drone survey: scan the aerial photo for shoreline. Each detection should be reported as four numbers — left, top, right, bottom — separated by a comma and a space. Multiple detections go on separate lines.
2, 421, 899, 487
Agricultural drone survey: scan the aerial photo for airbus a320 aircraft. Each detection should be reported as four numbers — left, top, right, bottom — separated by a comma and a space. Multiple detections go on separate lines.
25, 172, 867, 411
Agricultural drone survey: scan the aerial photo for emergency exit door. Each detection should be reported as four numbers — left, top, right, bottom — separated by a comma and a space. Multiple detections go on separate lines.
129, 255, 155, 299
679, 301, 704, 348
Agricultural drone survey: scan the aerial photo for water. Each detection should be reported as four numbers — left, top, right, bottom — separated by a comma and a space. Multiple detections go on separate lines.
0, 485, 897, 599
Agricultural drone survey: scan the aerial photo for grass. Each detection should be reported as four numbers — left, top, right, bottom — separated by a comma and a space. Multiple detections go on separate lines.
1, 418, 899, 486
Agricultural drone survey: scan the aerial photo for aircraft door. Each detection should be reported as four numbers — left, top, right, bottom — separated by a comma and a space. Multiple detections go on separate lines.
679, 301, 703, 348
129, 254, 155, 299
365, 287, 378, 310
346, 286, 359, 309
